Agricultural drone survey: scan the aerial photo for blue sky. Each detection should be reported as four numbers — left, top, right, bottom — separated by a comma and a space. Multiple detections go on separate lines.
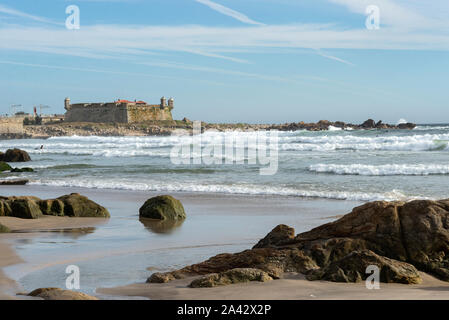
0, 0, 448, 123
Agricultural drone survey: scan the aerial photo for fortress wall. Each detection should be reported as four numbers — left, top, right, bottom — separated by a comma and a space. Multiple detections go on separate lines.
0, 117, 24, 134
65, 104, 128, 123
127, 106, 173, 123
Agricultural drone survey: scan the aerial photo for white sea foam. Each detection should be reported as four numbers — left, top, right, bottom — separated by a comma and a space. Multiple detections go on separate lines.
309, 163, 449, 176
28, 178, 426, 202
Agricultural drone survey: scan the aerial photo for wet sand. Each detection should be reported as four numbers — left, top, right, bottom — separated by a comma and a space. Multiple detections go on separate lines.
98, 272, 449, 300
0, 215, 108, 299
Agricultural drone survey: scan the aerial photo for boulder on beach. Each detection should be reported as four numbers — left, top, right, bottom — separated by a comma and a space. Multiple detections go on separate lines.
0, 162, 12, 172
0, 223, 10, 233
10, 197, 43, 219
27, 288, 98, 300
0, 149, 31, 162
139, 195, 186, 220
0, 194, 110, 219
189, 268, 273, 288
57, 193, 110, 218
147, 199, 449, 285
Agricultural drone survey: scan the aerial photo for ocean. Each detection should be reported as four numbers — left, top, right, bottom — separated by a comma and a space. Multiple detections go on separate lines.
2, 124, 449, 202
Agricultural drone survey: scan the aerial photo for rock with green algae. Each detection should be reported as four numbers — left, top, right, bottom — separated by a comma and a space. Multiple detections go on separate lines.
0, 162, 12, 172
0, 223, 10, 233
0, 193, 110, 219
139, 195, 186, 220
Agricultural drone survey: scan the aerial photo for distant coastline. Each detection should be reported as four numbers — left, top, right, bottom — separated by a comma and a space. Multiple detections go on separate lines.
0, 118, 416, 140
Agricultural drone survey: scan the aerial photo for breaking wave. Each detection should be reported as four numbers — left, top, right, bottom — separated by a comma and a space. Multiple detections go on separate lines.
309, 163, 449, 176
28, 179, 425, 202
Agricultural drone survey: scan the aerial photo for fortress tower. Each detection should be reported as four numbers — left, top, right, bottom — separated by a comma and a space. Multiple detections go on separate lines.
168, 97, 174, 109
160, 96, 167, 109
64, 97, 71, 110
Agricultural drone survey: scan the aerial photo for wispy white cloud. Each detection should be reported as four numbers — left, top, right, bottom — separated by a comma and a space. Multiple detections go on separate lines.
0, 4, 62, 26
195, 0, 265, 26
315, 50, 355, 66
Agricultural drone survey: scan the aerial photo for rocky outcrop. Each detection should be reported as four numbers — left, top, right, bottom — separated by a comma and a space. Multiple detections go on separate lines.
0, 149, 31, 162
306, 250, 421, 284
0, 162, 12, 172
139, 195, 186, 220
148, 199, 449, 285
253, 224, 295, 249
0, 223, 10, 233
0, 180, 29, 185
189, 268, 273, 288
27, 288, 98, 300
0, 193, 110, 219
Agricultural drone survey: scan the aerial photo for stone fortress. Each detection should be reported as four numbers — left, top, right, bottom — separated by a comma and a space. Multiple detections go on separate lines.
64, 97, 174, 123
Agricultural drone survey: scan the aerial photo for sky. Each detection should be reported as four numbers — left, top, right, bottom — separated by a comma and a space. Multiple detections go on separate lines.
0, 0, 448, 124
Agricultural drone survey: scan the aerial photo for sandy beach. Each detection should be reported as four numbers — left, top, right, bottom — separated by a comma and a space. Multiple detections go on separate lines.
98, 272, 449, 300
0, 185, 449, 300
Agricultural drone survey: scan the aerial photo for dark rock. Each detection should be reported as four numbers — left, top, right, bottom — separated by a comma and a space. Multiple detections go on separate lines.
0, 162, 12, 172
139, 195, 186, 220
27, 288, 98, 300
398, 123, 416, 129
253, 224, 295, 249
148, 199, 449, 285
0, 223, 10, 233
361, 119, 376, 129
306, 249, 421, 284
10, 167, 34, 172
0, 149, 31, 162
0, 180, 28, 185
39, 199, 65, 216
0, 194, 109, 219
10, 198, 42, 219
57, 193, 110, 218
189, 268, 273, 288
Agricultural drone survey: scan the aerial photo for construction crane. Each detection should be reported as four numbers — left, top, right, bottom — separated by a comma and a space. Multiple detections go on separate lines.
10, 104, 22, 116
37, 105, 50, 116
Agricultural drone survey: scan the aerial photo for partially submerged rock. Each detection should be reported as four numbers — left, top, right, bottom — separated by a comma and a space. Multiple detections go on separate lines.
0, 193, 110, 219
28, 288, 98, 300
0, 162, 12, 172
0, 223, 10, 233
0, 149, 31, 162
189, 268, 273, 288
139, 195, 186, 220
10, 167, 34, 172
148, 199, 449, 285
0, 179, 29, 185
